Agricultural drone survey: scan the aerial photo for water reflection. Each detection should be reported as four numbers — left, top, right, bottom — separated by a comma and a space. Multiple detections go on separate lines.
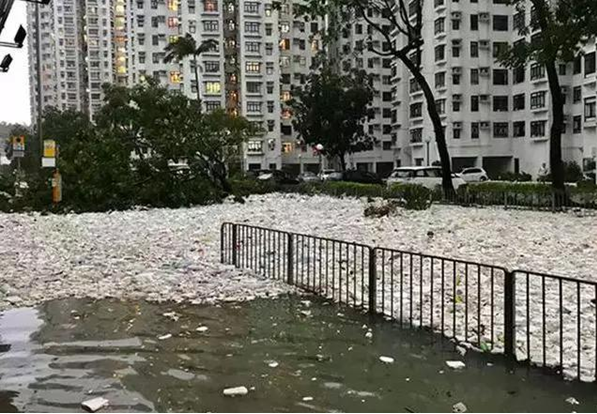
0, 296, 596, 412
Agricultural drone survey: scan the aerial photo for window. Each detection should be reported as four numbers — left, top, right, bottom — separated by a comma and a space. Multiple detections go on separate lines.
573, 115, 582, 133
279, 39, 290, 50
585, 97, 596, 120
434, 17, 445, 34
198, 59, 217, 73
530, 91, 547, 109
453, 74, 461, 85
453, 125, 462, 139
382, 141, 392, 151
267, 120, 275, 132
410, 128, 423, 143
493, 96, 508, 112
265, 23, 273, 35
493, 42, 508, 58
471, 122, 479, 139
452, 18, 460, 30
573, 86, 582, 103
452, 45, 461, 58
435, 72, 446, 88
169, 71, 182, 83
470, 42, 479, 58
246, 61, 261, 73
513, 66, 525, 84
530, 63, 545, 80
281, 125, 292, 135
247, 102, 262, 113
493, 69, 508, 85
513, 121, 525, 137
204, 20, 218, 31
493, 15, 509, 31
493, 122, 509, 138
471, 69, 479, 85
471, 14, 478, 31
245, 42, 260, 53
436, 99, 446, 114
205, 82, 221, 94
435, 45, 445, 61
244, 1, 259, 13
247, 141, 263, 153
574, 56, 582, 74
513, 93, 525, 110
246, 82, 261, 93
410, 102, 423, 118
265, 4, 272, 16
453, 100, 461, 112
204, 0, 217, 11
245, 22, 260, 33
513, 10, 525, 31
471, 95, 479, 112
205, 101, 221, 112
585, 52, 596, 75
559, 64, 567, 76
531, 120, 547, 137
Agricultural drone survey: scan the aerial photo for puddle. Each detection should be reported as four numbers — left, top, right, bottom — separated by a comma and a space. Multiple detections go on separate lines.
0, 296, 596, 412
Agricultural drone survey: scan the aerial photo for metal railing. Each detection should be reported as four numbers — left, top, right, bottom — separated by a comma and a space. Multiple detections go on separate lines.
221, 222, 597, 382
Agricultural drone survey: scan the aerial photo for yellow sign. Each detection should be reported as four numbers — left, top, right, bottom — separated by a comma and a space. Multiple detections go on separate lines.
43, 140, 56, 158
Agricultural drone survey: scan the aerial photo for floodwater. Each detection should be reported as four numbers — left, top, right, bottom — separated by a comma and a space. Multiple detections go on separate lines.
0, 296, 596, 413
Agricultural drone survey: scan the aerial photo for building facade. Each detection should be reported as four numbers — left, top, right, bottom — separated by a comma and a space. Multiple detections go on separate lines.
393, 0, 596, 178
28, 0, 596, 178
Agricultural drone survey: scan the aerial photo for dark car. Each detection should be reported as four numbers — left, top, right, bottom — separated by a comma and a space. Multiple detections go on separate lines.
257, 170, 300, 185
340, 170, 383, 185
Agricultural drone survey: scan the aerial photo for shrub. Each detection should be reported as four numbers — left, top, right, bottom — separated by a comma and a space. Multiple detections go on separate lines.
387, 183, 432, 210
364, 200, 401, 217
496, 171, 532, 182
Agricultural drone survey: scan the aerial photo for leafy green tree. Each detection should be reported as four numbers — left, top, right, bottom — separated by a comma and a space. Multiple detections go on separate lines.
498, 0, 597, 193
298, 0, 455, 193
164, 34, 218, 100
289, 67, 374, 171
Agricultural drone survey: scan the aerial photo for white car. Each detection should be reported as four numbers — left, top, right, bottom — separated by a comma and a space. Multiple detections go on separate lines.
319, 169, 340, 181
386, 166, 467, 190
458, 167, 489, 183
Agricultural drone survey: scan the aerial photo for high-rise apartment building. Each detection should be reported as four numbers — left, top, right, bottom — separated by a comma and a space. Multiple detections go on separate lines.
28, 0, 596, 178
393, 0, 596, 177
28, 0, 114, 121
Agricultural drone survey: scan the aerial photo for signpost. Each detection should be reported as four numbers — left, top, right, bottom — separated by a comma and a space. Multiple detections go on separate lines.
42, 139, 61, 204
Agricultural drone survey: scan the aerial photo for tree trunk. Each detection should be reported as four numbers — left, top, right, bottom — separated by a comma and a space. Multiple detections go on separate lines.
400, 56, 454, 195
193, 55, 201, 101
339, 153, 347, 171
545, 60, 566, 195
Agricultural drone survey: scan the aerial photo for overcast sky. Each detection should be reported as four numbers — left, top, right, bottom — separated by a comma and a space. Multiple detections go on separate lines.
0, 3, 30, 125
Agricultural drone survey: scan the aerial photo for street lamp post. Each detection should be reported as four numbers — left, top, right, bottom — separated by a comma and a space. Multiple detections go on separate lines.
424, 136, 432, 166
315, 143, 324, 173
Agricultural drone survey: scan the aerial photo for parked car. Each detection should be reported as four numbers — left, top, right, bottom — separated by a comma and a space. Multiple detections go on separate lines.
319, 169, 340, 181
297, 171, 320, 183
458, 167, 489, 183
339, 170, 384, 185
257, 170, 299, 185
386, 166, 467, 190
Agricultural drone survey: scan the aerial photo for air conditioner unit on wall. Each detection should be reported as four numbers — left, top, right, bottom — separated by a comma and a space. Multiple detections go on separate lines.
453, 121, 463, 128
480, 121, 491, 129
452, 39, 462, 46
479, 12, 490, 22
480, 94, 490, 102
479, 40, 490, 49
452, 66, 462, 74
480, 67, 490, 76
451, 11, 462, 19
453, 94, 462, 102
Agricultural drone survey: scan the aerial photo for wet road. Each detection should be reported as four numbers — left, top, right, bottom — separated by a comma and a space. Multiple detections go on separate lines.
0, 295, 596, 412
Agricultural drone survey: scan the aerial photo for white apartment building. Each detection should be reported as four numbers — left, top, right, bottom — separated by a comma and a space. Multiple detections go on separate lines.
394, 0, 597, 178
28, 0, 114, 121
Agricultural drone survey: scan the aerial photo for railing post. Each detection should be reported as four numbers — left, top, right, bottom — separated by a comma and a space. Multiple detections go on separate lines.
368, 247, 377, 315
504, 270, 516, 358
503, 192, 508, 209
232, 224, 238, 267
287, 233, 294, 285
